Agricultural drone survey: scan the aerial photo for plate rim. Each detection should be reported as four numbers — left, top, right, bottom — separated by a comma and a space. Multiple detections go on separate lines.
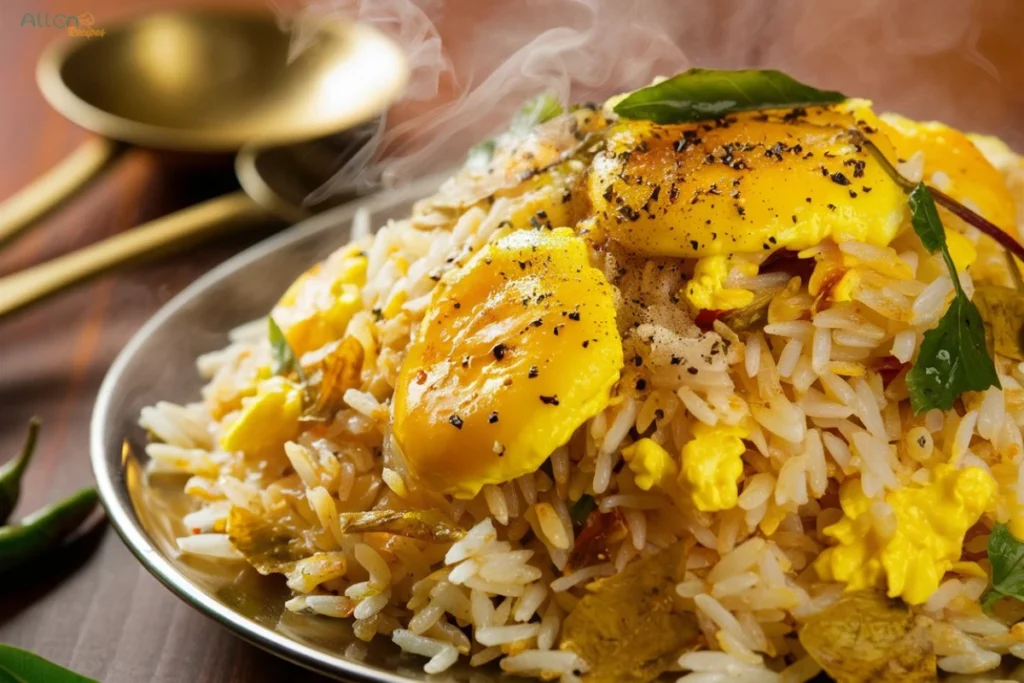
89, 174, 448, 682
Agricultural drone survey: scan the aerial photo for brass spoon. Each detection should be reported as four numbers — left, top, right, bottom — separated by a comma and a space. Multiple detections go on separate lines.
0, 130, 374, 318
0, 8, 407, 243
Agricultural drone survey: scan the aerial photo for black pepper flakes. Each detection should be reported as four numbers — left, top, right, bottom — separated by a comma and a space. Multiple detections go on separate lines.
540, 395, 560, 406
635, 379, 647, 391
488, 412, 499, 424
687, 367, 699, 375
449, 414, 464, 429
634, 355, 643, 367
493, 344, 507, 361
568, 310, 581, 322
528, 366, 539, 378
830, 171, 851, 186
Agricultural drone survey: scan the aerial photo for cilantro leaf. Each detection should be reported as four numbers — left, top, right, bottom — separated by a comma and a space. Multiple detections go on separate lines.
613, 68, 846, 124
908, 183, 946, 253
905, 184, 1000, 413
983, 522, 1024, 608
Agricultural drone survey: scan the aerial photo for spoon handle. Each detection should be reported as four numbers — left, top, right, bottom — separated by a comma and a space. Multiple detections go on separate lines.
0, 191, 273, 319
0, 137, 126, 247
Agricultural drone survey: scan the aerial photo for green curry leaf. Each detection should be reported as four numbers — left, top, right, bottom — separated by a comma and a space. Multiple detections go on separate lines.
0, 645, 99, 683
905, 184, 999, 413
613, 68, 846, 124
984, 522, 1024, 608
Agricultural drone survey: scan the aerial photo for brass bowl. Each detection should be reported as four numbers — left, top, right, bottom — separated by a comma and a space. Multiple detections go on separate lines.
88, 175, 489, 682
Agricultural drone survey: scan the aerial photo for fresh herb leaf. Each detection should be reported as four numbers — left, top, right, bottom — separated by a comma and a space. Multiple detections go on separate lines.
908, 183, 946, 253
464, 93, 564, 170
465, 139, 497, 173
509, 92, 564, 136
983, 522, 1024, 608
614, 68, 846, 124
0, 419, 40, 525
267, 316, 309, 388
560, 543, 697, 683
569, 494, 596, 527
0, 644, 98, 683
905, 184, 1000, 413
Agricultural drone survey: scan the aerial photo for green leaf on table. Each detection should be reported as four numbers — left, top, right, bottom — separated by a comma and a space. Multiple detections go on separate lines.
983, 522, 1024, 608
0, 644, 99, 683
613, 68, 846, 124
905, 184, 1000, 413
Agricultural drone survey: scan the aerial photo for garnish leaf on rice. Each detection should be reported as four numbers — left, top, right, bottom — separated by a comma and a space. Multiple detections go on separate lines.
227, 506, 316, 575
560, 543, 697, 683
268, 316, 301, 378
983, 522, 1024, 608
974, 286, 1024, 362
905, 183, 1000, 413
337, 509, 465, 542
798, 590, 936, 682
613, 68, 846, 124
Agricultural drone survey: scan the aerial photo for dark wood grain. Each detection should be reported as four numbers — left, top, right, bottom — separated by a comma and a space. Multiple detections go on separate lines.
0, 0, 1021, 681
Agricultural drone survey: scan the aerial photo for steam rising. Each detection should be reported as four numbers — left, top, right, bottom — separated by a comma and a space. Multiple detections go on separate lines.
288, 0, 688, 200
280, 0, 1015, 201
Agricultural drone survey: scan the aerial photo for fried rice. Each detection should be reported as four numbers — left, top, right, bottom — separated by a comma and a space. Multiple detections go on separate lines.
141, 76, 1024, 682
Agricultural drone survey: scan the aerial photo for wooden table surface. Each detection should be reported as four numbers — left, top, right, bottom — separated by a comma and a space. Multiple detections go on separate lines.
0, 1, 1022, 681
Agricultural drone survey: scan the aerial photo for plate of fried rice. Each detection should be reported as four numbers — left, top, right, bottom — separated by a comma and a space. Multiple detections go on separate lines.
93, 69, 1024, 682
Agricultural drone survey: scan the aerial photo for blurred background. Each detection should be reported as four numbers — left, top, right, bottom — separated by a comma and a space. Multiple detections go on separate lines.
0, 0, 1022, 681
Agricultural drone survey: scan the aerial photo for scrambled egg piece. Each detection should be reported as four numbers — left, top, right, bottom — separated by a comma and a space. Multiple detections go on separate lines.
271, 245, 367, 356
220, 376, 303, 456
879, 113, 1016, 231
588, 105, 907, 259
680, 423, 749, 512
815, 465, 996, 605
685, 255, 757, 311
622, 438, 678, 491
392, 228, 623, 498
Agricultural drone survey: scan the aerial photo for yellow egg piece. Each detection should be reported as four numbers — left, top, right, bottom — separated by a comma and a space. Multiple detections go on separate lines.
272, 245, 367, 356
220, 376, 304, 456
588, 105, 908, 259
680, 422, 748, 512
392, 228, 623, 498
685, 255, 756, 311
879, 113, 1016, 231
815, 465, 995, 605
622, 438, 678, 491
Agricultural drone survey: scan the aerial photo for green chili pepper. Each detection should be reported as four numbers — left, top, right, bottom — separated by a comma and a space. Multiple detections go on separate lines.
0, 418, 41, 525
0, 487, 99, 573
